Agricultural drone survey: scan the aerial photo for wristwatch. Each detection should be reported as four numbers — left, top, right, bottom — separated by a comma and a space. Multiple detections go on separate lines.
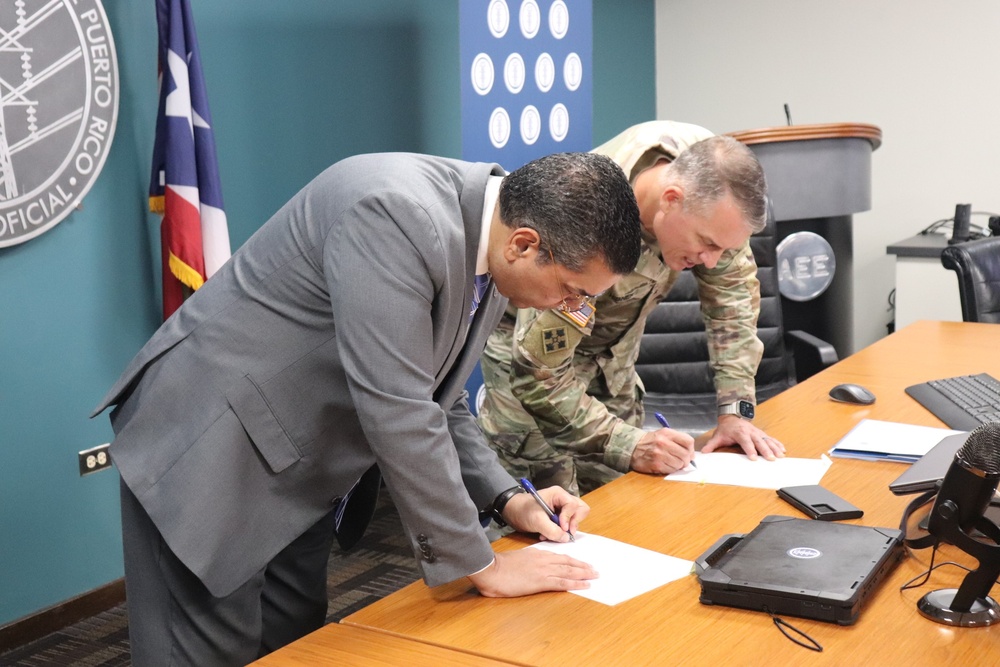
719, 400, 755, 420
485, 486, 525, 527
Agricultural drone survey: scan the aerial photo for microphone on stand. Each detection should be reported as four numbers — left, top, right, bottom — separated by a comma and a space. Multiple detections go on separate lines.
919, 421, 1000, 626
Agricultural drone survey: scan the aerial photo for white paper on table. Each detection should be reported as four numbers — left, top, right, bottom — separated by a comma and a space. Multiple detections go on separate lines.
829, 419, 963, 462
529, 532, 692, 606
663, 451, 832, 489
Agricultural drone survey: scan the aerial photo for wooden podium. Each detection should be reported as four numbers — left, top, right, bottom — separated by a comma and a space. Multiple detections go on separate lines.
729, 123, 881, 356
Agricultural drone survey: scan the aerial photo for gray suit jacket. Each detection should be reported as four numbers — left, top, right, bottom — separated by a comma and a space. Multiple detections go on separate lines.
93, 154, 516, 597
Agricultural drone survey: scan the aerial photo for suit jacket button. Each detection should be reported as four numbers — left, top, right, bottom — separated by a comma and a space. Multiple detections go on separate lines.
331, 496, 342, 507
417, 534, 428, 544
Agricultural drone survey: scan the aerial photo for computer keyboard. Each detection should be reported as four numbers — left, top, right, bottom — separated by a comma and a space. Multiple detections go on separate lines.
905, 372, 1000, 431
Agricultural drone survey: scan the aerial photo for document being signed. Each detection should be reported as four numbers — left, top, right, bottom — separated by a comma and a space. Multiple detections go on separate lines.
530, 532, 692, 606
664, 452, 833, 489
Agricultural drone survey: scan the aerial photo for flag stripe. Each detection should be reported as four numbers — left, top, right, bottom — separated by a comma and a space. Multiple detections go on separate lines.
162, 186, 205, 284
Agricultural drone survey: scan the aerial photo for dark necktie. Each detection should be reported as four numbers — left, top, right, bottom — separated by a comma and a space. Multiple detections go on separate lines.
333, 463, 381, 551
470, 273, 490, 321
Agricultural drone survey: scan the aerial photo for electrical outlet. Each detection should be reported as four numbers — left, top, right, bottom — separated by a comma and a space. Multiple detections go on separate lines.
79, 443, 113, 476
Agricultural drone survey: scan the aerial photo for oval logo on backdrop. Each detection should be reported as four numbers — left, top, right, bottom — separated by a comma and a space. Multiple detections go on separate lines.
0, 0, 119, 248
787, 547, 822, 559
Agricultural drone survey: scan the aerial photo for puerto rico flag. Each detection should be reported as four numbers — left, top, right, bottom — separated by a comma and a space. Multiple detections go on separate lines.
149, 0, 230, 320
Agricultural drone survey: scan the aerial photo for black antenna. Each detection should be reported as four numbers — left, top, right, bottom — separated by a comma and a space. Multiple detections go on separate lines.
784, 104, 793, 126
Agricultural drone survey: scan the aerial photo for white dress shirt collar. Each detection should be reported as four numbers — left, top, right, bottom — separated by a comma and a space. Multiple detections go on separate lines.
476, 176, 503, 276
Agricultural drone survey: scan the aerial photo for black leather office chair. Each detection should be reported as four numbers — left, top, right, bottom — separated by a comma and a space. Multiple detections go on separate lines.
635, 211, 838, 434
941, 236, 1000, 324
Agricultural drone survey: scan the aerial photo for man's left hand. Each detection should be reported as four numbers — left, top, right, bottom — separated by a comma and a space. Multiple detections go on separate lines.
700, 415, 785, 461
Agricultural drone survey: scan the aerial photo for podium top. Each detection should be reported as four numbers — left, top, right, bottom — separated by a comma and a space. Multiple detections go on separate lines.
728, 122, 882, 151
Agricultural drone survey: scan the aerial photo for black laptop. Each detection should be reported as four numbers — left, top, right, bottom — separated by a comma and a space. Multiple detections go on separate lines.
888, 432, 1000, 531
889, 432, 969, 495
695, 515, 905, 625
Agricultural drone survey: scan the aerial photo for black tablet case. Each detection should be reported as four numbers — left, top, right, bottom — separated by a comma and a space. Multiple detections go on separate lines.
695, 515, 905, 625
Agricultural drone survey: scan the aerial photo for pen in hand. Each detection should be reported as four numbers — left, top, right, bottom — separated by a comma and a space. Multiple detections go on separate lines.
518, 478, 575, 542
654, 412, 697, 469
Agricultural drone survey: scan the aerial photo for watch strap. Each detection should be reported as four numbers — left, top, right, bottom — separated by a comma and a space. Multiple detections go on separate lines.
487, 486, 525, 527
719, 400, 755, 420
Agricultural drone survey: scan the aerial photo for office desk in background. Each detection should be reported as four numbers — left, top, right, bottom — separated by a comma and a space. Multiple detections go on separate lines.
888, 233, 963, 330
268, 321, 1000, 665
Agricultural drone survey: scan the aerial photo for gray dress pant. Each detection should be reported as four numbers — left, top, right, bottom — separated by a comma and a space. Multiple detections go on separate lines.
119, 478, 337, 666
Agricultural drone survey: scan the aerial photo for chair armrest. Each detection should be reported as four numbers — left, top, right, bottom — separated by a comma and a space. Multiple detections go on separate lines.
785, 330, 839, 383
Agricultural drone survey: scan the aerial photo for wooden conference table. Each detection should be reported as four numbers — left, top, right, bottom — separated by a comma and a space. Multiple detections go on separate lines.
273, 321, 1000, 665
251, 623, 519, 666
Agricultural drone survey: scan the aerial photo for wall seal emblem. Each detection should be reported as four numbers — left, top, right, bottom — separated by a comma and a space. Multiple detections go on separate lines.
0, 0, 119, 248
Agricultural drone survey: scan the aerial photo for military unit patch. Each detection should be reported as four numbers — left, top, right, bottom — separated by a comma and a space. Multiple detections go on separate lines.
542, 327, 568, 353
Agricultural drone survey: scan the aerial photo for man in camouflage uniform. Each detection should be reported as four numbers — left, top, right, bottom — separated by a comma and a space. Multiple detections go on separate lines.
477, 121, 785, 496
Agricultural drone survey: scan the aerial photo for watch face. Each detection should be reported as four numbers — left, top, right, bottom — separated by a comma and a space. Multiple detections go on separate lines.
739, 400, 755, 419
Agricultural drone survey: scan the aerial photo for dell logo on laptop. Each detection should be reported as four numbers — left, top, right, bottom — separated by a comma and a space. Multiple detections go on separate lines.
787, 547, 822, 559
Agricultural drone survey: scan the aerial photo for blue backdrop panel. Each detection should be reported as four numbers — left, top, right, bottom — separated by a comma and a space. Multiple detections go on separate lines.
459, 0, 593, 414
460, 1, 593, 415
460, 0, 592, 171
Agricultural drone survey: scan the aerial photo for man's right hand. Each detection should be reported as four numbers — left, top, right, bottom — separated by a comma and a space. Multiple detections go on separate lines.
629, 429, 696, 474
467, 549, 598, 598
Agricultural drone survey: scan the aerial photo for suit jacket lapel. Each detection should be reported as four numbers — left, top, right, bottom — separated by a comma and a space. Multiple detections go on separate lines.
434, 279, 504, 406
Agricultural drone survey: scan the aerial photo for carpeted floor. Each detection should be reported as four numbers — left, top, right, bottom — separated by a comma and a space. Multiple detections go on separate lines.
0, 491, 419, 666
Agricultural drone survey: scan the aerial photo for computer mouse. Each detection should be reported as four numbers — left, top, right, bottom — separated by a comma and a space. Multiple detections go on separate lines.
829, 383, 876, 405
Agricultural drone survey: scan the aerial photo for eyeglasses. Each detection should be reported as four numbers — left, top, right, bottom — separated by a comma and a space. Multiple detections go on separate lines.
547, 247, 595, 313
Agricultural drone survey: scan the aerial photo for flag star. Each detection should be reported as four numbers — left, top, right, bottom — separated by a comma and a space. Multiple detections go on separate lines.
164, 48, 193, 137
193, 109, 210, 129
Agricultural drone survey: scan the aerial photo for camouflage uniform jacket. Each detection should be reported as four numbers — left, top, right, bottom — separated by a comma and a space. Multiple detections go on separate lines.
478, 121, 763, 489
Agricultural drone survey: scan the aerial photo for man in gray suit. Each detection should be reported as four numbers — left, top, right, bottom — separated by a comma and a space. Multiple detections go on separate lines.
93, 151, 642, 665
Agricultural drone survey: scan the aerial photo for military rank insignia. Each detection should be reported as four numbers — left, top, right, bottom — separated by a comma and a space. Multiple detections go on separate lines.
542, 327, 568, 353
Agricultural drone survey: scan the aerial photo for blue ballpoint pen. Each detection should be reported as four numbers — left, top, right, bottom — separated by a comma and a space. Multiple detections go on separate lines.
654, 412, 697, 469
519, 478, 575, 542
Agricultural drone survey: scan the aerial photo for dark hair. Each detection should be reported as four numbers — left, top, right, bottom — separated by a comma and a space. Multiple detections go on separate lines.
498, 152, 641, 274
665, 136, 768, 233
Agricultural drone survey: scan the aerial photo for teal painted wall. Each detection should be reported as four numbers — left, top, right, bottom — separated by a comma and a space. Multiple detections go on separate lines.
593, 0, 656, 145
0, 1, 160, 632
0, 0, 653, 629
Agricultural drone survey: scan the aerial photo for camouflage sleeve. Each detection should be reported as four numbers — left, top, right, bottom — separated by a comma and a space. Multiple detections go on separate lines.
693, 240, 763, 405
507, 308, 642, 473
